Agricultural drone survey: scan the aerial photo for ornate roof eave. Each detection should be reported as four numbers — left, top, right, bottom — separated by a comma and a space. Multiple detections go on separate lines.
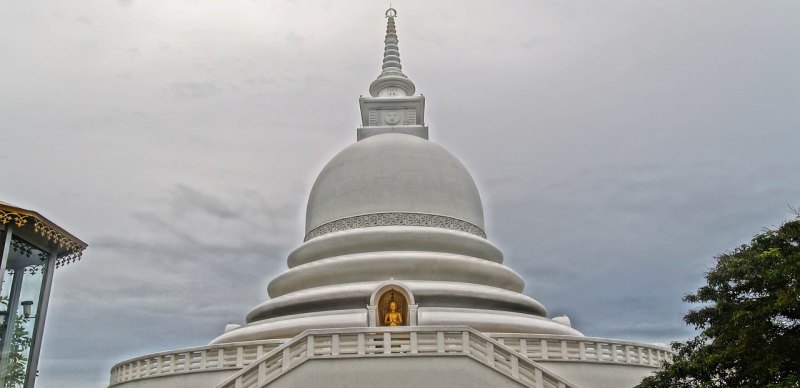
0, 201, 88, 268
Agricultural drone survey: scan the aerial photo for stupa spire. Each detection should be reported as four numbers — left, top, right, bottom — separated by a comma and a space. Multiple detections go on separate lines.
369, 7, 416, 97
380, 8, 403, 76
358, 7, 427, 141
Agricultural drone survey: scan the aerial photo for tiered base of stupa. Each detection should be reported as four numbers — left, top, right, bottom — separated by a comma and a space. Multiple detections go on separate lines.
109, 325, 670, 388
208, 226, 584, 345
109, 229, 670, 388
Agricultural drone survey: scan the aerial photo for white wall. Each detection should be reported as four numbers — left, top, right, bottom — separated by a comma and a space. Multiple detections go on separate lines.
268, 356, 526, 388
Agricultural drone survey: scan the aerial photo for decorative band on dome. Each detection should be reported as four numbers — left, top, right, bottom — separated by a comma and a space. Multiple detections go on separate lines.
304, 212, 486, 242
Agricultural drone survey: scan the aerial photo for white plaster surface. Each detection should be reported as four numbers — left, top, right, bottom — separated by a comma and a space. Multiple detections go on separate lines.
212, 307, 580, 344
247, 280, 547, 322
305, 133, 485, 232
210, 309, 366, 344
266, 357, 526, 388
417, 307, 583, 336
268, 251, 524, 297
539, 361, 659, 388
112, 370, 233, 388
289, 226, 503, 267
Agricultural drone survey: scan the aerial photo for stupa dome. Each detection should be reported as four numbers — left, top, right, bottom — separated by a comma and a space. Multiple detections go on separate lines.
305, 133, 485, 240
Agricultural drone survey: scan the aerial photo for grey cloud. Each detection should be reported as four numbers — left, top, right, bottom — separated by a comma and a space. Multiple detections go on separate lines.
286, 31, 303, 45
37, 185, 293, 385
74, 16, 92, 25
169, 184, 241, 219
169, 82, 224, 99
3, 2, 799, 387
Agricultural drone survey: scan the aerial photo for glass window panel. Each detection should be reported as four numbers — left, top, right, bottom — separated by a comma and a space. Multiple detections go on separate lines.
0, 237, 47, 388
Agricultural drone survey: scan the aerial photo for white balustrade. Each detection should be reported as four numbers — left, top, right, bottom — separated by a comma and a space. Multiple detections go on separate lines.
108, 339, 284, 386
110, 329, 673, 388
486, 334, 673, 367
214, 326, 577, 388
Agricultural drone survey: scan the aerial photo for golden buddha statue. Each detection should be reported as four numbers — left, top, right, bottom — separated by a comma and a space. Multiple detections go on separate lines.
383, 301, 403, 326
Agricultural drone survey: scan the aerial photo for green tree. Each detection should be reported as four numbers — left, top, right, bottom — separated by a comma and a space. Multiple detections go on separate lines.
0, 295, 32, 388
638, 217, 800, 387
3, 319, 31, 388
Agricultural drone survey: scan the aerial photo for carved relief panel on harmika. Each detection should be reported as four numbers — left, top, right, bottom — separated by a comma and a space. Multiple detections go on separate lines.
381, 110, 402, 125
367, 108, 418, 126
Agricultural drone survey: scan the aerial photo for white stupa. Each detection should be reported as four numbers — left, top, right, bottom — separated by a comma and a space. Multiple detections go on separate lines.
109, 9, 671, 388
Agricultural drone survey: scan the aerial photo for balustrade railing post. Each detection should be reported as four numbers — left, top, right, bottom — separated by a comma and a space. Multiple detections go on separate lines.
236, 346, 244, 368
282, 348, 290, 372
357, 333, 365, 355
540, 339, 548, 360
534, 369, 543, 388
437, 331, 445, 353
201, 350, 207, 369
410, 332, 418, 354
611, 344, 618, 362
258, 362, 266, 386
511, 356, 519, 379
561, 340, 568, 360
383, 332, 391, 354
579, 341, 586, 360
486, 342, 495, 367
332, 334, 340, 356
307, 335, 315, 359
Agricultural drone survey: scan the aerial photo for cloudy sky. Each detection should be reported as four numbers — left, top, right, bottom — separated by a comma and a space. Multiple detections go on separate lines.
1, 0, 799, 386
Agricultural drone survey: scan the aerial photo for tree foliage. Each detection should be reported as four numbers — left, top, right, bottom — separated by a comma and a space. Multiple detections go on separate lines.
638, 218, 800, 387
3, 317, 32, 388
0, 295, 32, 388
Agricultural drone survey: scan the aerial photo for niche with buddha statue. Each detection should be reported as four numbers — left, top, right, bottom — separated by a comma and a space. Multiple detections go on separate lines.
377, 289, 408, 327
